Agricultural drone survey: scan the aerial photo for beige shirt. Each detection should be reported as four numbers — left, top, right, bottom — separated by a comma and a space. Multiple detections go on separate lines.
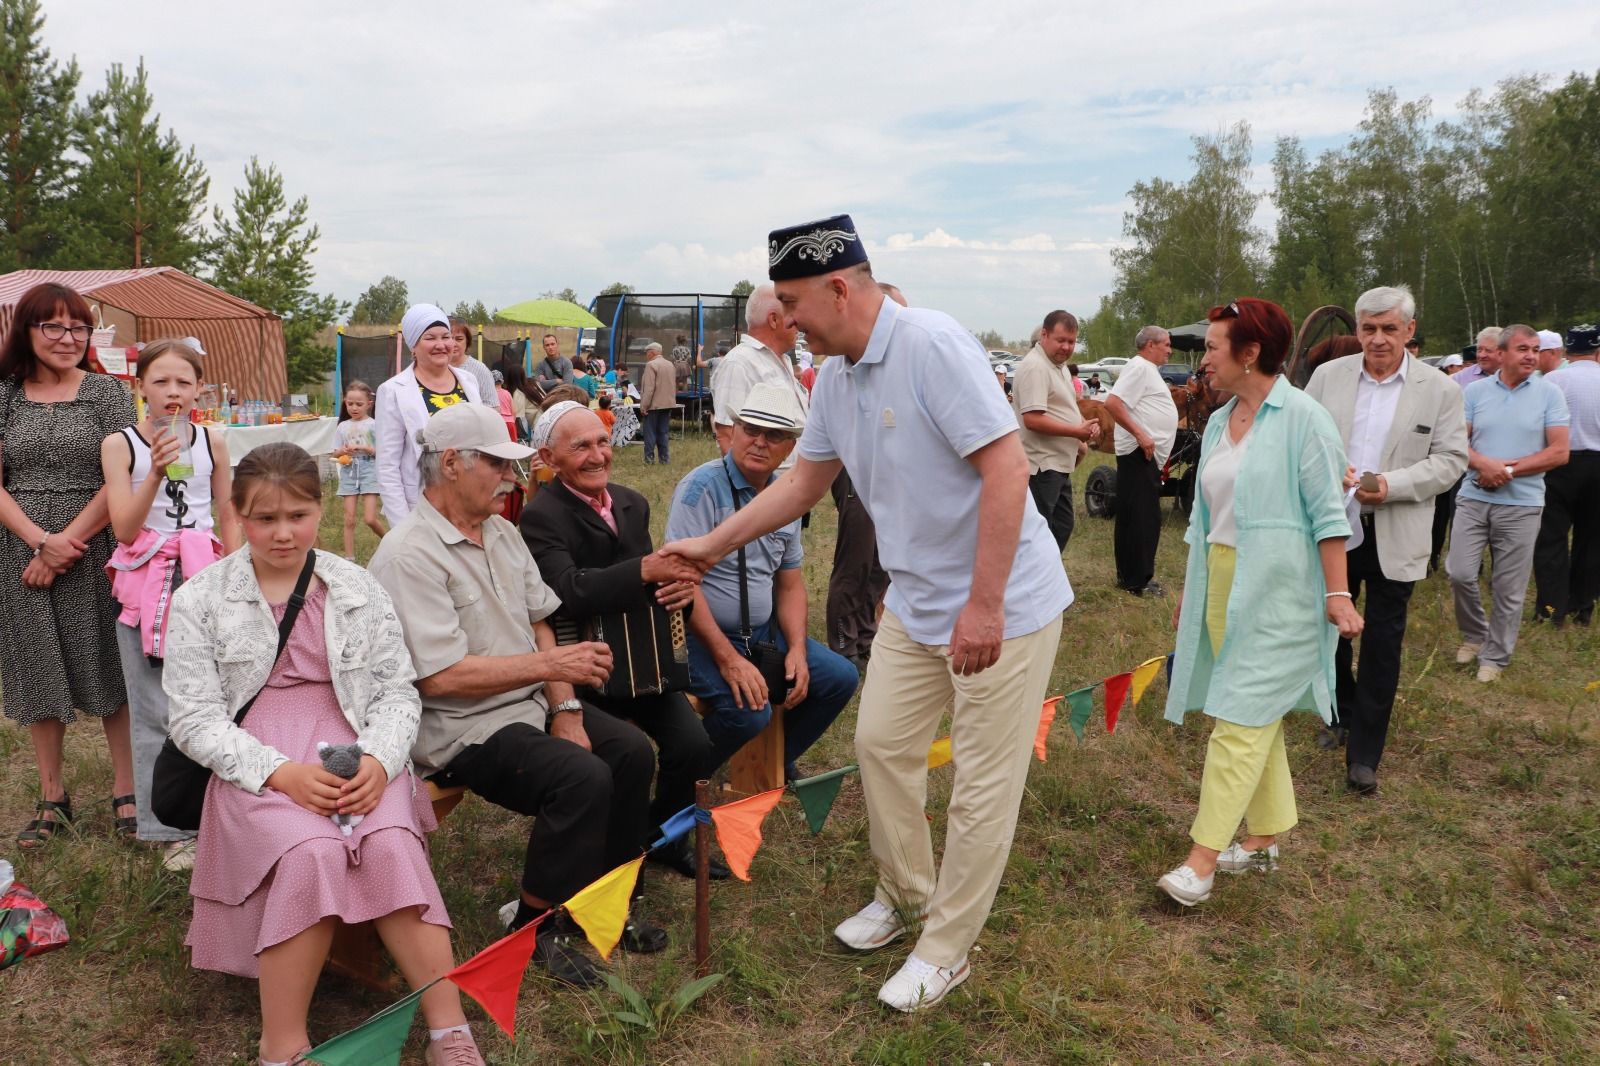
639, 356, 679, 413
1012, 343, 1085, 474
369, 496, 562, 773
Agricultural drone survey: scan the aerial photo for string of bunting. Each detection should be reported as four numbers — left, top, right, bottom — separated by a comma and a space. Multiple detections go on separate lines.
306, 648, 1177, 1059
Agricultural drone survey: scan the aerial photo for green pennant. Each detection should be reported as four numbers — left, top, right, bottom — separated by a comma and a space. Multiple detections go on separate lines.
1066, 687, 1095, 742
306, 982, 430, 1066
790, 764, 858, 834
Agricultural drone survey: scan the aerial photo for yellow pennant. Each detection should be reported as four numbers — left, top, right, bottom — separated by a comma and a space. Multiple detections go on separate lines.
564, 855, 644, 960
1130, 656, 1166, 708
927, 736, 953, 770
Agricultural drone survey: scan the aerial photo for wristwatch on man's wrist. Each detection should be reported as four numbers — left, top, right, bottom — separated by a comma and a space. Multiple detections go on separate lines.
551, 699, 583, 717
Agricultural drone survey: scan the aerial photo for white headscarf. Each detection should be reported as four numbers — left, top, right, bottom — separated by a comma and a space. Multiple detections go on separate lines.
401, 303, 450, 351
531, 400, 588, 451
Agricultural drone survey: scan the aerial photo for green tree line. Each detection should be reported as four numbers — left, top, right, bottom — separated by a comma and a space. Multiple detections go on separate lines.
1084, 73, 1600, 359
0, 0, 345, 386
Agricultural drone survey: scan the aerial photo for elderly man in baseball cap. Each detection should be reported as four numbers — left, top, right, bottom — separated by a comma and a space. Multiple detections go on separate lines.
370, 402, 668, 989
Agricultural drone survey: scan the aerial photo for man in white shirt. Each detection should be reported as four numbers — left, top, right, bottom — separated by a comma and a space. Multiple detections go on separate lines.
1103, 326, 1179, 595
1533, 324, 1600, 625
1012, 309, 1100, 550
1305, 285, 1467, 794
711, 284, 811, 463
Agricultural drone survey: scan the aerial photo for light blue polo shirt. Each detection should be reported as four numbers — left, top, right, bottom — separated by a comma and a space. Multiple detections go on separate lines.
797, 298, 1071, 645
665, 454, 802, 633
1459, 371, 1569, 507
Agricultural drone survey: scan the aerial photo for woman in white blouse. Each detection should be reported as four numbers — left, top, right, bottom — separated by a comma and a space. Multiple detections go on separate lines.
375, 303, 481, 524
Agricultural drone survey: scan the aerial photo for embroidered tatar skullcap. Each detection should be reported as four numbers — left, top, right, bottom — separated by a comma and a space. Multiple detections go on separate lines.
1566, 324, 1599, 354
531, 400, 589, 451
767, 213, 869, 281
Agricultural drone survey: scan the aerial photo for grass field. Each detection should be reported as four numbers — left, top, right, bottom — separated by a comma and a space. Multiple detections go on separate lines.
3, 429, 1598, 1064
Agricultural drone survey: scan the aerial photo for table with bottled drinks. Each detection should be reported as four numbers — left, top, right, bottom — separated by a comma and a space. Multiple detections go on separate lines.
210, 417, 338, 468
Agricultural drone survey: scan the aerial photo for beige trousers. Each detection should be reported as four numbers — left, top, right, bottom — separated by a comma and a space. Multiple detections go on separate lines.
856, 608, 1062, 968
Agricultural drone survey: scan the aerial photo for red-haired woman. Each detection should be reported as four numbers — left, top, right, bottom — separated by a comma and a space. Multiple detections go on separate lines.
1159, 297, 1364, 906
0, 283, 138, 847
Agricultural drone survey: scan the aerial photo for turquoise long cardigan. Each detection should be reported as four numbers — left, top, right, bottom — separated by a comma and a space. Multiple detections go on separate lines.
1163, 375, 1352, 728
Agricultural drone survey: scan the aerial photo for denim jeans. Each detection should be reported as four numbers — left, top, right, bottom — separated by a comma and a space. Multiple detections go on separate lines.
643, 409, 672, 463
687, 619, 858, 771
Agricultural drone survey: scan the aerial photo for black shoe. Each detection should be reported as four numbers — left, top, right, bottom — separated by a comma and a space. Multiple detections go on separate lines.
531, 912, 607, 988
1316, 726, 1347, 751
620, 911, 669, 954
1141, 582, 1167, 598
1346, 764, 1378, 795
647, 837, 730, 880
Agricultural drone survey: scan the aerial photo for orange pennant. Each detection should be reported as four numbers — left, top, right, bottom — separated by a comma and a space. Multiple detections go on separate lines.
927, 736, 953, 769
444, 914, 543, 1037
1104, 673, 1132, 733
1034, 695, 1062, 762
708, 788, 785, 882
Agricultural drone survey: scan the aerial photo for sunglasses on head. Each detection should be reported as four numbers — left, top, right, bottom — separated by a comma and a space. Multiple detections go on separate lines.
1211, 301, 1241, 320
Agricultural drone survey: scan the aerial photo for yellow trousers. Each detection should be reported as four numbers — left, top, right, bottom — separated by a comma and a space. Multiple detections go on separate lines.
1190, 544, 1299, 852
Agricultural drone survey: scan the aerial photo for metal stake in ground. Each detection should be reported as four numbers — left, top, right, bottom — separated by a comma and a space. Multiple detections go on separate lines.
694, 778, 711, 977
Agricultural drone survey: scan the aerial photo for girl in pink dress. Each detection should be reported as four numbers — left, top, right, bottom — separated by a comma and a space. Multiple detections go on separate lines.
163, 443, 483, 1066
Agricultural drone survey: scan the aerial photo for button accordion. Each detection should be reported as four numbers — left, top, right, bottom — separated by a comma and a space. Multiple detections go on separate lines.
552, 605, 691, 699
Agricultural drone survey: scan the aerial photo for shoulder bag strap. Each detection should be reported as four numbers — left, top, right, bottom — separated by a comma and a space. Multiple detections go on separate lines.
722, 461, 752, 645
232, 549, 317, 727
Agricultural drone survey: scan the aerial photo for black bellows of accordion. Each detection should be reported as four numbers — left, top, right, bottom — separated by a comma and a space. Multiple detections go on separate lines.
551, 606, 691, 699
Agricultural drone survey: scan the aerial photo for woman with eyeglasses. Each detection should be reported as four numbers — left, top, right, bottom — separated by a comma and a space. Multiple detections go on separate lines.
0, 282, 139, 848
1158, 297, 1364, 907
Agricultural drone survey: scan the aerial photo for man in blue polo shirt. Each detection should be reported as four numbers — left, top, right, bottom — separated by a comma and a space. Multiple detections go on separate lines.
665, 383, 858, 779
1447, 324, 1570, 682
661, 214, 1071, 1013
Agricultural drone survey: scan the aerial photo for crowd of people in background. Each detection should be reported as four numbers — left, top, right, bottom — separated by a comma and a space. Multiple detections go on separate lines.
3, 211, 1596, 1059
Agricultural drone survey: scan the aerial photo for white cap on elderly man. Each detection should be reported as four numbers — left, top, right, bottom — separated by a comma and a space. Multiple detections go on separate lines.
1439, 352, 1464, 368
420, 402, 534, 460
737, 382, 806, 434
1537, 329, 1563, 351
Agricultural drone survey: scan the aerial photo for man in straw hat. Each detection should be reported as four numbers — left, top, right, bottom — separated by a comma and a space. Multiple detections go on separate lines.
661, 215, 1071, 1012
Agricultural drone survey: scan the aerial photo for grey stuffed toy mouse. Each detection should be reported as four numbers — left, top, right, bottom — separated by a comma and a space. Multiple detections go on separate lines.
316, 741, 366, 836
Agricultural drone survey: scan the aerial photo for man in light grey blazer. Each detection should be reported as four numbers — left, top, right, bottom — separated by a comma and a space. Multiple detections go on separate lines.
1305, 285, 1468, 794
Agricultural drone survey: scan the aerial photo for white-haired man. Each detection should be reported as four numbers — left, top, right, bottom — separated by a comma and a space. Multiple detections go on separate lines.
711, 283, 810, 461
663, 214, 1070, 1013
1305, 285, 1467, 793
1452, 327, 1502, 390
1448, 325, 1570, 682
1104, 325, 1179, 596
638, 341, 678, 465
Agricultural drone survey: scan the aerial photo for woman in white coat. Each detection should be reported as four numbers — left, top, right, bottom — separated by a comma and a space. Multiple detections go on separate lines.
375, 304, 482, 523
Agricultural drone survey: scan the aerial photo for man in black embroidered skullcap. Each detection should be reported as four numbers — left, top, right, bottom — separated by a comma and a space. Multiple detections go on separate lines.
662, 214, 1072, 1013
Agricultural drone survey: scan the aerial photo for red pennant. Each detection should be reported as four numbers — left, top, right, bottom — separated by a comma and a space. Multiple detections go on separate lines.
1034, 695, 1062, 762
708, 788, 785, 881
444, 912, 544, 1037
1104, 673, 1132, 733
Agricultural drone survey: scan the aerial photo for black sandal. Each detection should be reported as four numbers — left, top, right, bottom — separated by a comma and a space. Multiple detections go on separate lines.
110, 794, 138, 840
17, 795, 73, 849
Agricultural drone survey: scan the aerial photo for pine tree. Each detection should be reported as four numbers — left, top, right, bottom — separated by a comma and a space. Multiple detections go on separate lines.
208, 158, 348, 388
0, 0, 81, 270
66, 59, 209, 269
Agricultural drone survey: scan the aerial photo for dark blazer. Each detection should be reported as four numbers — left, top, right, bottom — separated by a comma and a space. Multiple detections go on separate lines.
521, 479, 657, 618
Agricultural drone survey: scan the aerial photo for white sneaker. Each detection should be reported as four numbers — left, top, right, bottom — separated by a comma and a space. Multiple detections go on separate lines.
833, 899, 924, 952
1477, 663, 1502, 683
1455, 642, 1482, 665
161, 839, 197, 872
1215, 842, 1278, 874
497, 898, 519, 930
1157, 864, 1214, 906
876, 952, 970, 1013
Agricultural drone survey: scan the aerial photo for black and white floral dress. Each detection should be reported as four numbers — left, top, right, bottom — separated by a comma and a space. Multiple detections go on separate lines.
0, 373, 135, 723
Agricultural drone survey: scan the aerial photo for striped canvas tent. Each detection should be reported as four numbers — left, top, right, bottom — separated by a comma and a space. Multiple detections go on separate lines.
0, 267, 287, 399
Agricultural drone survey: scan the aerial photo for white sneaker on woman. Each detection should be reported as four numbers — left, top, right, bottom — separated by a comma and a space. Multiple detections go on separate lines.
1215, 842, 1279, 873
1157, 864, 1214, 906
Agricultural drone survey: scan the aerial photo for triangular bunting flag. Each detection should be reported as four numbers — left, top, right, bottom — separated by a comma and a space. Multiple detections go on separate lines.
564, 855, 645, 960
1130, 656, 1165, 708
927, 736, 953, 769
444, 915, 544, 1037
791, 764, 857, 834
1104, 673, 1132, 733
1034, 696, 1062, 762
1066, 686, 1094, 742
650, 804, 698, 850
306, 982, 430, 1066
708, 787, 786, 882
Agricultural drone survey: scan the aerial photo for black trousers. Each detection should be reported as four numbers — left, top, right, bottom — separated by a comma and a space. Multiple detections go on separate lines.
1334, 517, 1415, 772
1534, 451, 1600, 621
1028, 469, 1075, 552
435, 706, 655, 904
587, 690, 713, 833
1113, 450, 1162, 590
827, 470, 890, 661
1431, 476, 1460, 568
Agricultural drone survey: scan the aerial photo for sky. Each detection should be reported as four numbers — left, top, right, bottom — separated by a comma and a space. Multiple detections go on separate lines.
39, 0, 1600, 342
